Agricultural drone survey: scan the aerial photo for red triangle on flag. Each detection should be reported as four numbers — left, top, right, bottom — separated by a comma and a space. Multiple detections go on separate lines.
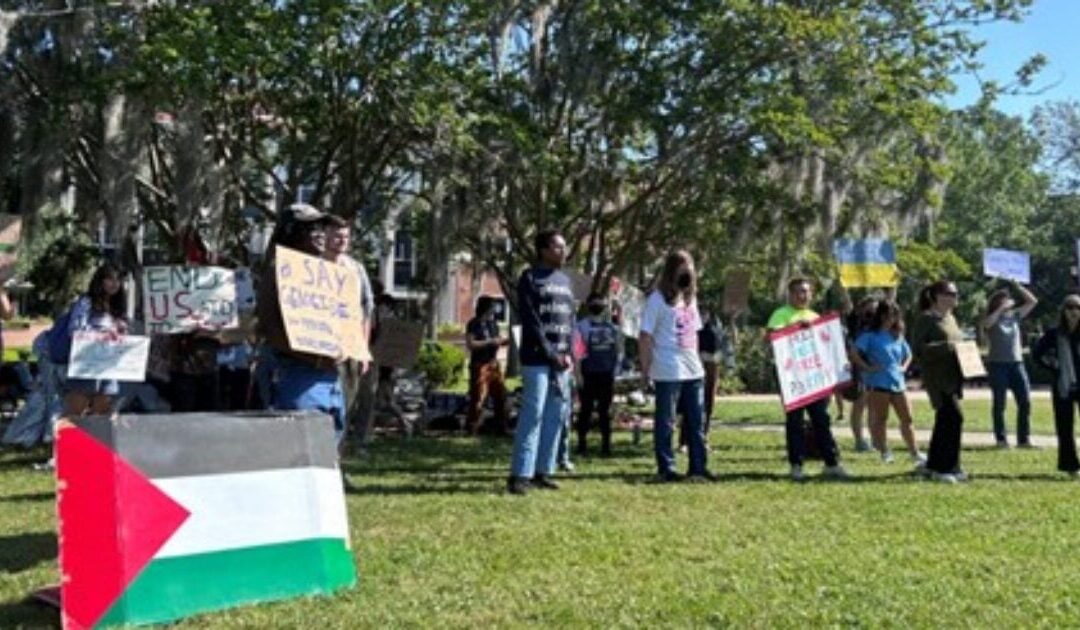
57, 426, 190, 630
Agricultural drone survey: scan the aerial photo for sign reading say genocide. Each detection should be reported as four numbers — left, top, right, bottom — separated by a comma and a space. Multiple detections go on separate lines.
768, 312, 852, 412
275, 246, 370, 361
143, 266, 238, 334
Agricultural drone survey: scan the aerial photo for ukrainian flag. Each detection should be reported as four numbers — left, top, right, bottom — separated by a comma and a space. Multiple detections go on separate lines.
833, 238, 900, 288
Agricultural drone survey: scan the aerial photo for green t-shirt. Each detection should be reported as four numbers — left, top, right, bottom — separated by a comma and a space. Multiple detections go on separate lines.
767, 305, 819, 330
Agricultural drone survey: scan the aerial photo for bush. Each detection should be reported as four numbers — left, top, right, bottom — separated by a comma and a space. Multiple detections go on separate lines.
732, 328, 779, 394
416, 340, 467, 390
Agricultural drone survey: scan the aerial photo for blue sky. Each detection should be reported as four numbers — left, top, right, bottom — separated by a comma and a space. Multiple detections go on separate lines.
947, 0, 1080, 118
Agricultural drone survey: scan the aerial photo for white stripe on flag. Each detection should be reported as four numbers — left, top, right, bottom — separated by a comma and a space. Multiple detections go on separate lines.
153, 467, 350, 559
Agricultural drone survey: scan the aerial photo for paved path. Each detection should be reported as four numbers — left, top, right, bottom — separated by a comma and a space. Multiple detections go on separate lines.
716, 388, 1052, 403
715, 422, 1059, 449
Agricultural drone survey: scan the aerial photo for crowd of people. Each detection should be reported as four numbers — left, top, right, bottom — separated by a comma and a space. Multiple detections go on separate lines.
1, 213, 1078, 491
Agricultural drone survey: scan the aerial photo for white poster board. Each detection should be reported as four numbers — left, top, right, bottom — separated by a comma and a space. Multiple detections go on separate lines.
143, 266, 238, 334
611, 280, 645, 339
768, 313, 852, 411
67, 332, 150, 382
983, 248, 1030, 284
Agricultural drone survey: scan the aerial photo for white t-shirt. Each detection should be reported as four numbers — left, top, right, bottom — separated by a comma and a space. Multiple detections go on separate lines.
640, 290, 704, 382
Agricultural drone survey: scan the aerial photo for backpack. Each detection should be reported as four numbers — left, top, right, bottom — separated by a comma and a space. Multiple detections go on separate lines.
46, 306, 76, 364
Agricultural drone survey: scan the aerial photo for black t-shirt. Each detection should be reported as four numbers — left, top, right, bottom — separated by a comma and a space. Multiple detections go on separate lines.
516, 266, 575, 367
466, 316, 499, 365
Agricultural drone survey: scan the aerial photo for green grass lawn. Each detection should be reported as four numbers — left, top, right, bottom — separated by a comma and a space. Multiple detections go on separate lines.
716, 396, 1059, 437
2, 408, 1078, 627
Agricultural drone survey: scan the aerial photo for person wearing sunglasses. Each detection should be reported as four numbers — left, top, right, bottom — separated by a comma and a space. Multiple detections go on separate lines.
911, 280, 968, 483
1031, 295, 1080, 477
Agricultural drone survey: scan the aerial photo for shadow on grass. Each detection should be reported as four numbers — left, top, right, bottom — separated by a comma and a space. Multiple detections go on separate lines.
0, 599, 59, 629
0, 491, 53, 503
0, 532, 56, 573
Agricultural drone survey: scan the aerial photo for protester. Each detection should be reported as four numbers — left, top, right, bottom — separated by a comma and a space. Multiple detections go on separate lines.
256, 203, 347, 443
323, 214, 375, 453
844, 296, 878, 452
851, 300, 924, 466
640, 250, 713, 482
1032, 295, 1080, 477
766, 278, 850, 482
575, 293, 622, 456
678, 304, 731, 451
911, 280, 968, 483
507, 229, 575, 495
981, 281, 1038, 449
61, 262, 129, 417
465, 295, 510, 435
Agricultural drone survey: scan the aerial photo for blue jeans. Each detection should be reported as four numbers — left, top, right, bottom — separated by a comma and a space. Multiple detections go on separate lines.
989, 361, 1031, 444
653, 379, 708, 476
273, 357, 345, 444
510, 365, 570, 479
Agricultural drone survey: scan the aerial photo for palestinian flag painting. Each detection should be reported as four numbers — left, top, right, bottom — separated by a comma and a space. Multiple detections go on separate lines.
57, 412, 356, 629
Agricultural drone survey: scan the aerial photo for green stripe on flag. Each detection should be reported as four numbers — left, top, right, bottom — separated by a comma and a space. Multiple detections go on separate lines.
98, 538, 356, 627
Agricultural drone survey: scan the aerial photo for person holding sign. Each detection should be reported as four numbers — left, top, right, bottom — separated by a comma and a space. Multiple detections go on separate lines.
507, 229, 575, 495
981, 282, 1038, 449
59, 262, 129, 417
256, 203, 347, 442
850, 301, 924, 466
639, 250, 714, 483
766, 278, 849, 482
465, 296, 510, 435
1032, 295, 1080, 477
911, 280, 968, 483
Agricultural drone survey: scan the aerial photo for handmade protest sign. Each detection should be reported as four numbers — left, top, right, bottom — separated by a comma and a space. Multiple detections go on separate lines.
768, 313, 852, 412
371, 319, 424, 368
954, 340, 988, 379
275, 246, 370, 361
983, 248, 1030, 284
723, 269, 751, 314
143, 266, 238, 334
67, 332, 150, 382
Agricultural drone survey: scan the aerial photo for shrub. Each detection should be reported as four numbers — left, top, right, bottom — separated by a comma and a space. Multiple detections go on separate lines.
415, 340, 467, 389
732, 328, 779, 394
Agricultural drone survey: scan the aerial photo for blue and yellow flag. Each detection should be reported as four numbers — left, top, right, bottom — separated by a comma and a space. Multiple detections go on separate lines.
833, 238, 900, 288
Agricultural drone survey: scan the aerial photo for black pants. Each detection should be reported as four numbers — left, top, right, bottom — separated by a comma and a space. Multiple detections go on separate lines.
785, 398, 838, 467
577, 372, 614, 454
1052, 392, 1080, 473
927, 393, 964, 474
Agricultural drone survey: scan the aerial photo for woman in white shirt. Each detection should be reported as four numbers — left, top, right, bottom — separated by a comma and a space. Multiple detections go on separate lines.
639, 250, 713, 482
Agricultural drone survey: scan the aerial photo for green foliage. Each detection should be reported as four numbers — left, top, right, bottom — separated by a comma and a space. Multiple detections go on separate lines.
415, 340, 466, 390
731, 329, 780, 394
14, 204, 98, 314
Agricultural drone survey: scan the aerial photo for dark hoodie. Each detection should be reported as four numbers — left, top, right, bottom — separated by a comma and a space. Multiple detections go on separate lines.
516, 266, 574, 368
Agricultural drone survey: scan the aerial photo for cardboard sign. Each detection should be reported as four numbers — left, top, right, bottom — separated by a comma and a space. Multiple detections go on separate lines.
610, 279, 645, 339
955, 340, 988, 379
56, 412, 355, 629
371, 319, 424, 368
723, 269, 751, 315
143, 266, 238, 334
565, 269, 593, 303
67, 332, 150, 382
768, 313, 852, 412
983, 248, 1030, 284
275, 246, 370, 361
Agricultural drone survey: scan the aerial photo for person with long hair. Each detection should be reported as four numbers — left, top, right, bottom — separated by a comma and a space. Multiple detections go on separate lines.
62, 262, 129, 416
1032, 295, 1080, 477
766, 278, 850, 482
639, 250, 713, 482
851, 300, 924, 466
844, 296, 878, 452
911, 280, 968, 483
981, 282, 1038, 448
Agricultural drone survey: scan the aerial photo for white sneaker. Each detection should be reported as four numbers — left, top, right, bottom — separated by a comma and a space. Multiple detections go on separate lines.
790, 465, 806, 482
822, 464, 852, 480
952, 468, 969, 482
911, 452, 927, 466
854, 438, 873, 453
558, 461, 576, 473
1067, 470, 1080, 479
933, 472, 958, 484
881, 450, 895, 464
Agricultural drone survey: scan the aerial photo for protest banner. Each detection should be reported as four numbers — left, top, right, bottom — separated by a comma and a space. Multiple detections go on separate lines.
983, 248, 1030, 284
954, 340, 988, 379
275, 246, 370, 361
768, 313, 852, 412
143, 266, 238, 334
722, 269, 751, 314
371, 319, 424, 368
67, 332, 150, 382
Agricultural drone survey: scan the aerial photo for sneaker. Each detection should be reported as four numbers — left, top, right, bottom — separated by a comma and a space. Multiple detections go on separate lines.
790, 465, 806, 482
996, 440, 1011, 450
655, 471, 683, 483
933, 472, 959, 484
1066, 470, 1080, 479
558, 461, 575, 473
506, 476, 530, 495
32, 457, 55, 472
822, 464, 852, 480
531, 475, 560, 490
686, 471, 718, 483
911, 452, 927, 465
854, 438, 873, 453
881, 450, 895, 464
951, 468, 969, 482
